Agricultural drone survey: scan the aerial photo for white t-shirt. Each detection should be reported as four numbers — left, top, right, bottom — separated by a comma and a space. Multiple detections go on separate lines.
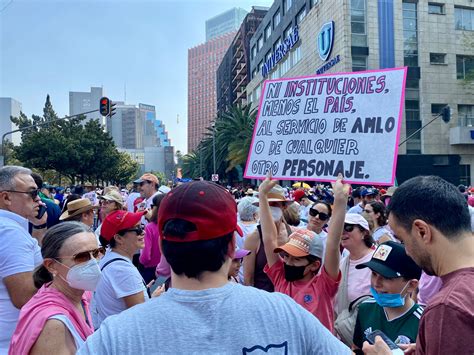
0, 210, 42, 354
126, 192, 141, 212
78, 283, 351, 354
92, 251, 148, 329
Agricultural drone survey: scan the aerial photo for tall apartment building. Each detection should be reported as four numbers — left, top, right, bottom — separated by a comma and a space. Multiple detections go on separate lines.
69, 87, 104, 124
206, 8, 248, 41
188, 31, 236, 152
216, 6, 268, 115
0, 97, 21, 146
245, 0, 474, 185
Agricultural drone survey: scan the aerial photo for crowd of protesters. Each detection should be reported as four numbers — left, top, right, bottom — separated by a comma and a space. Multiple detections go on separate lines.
0, 164, 473, 354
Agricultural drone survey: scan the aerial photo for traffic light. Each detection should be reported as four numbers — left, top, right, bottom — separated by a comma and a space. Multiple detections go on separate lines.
99, 97, 110, 117
109, 102, 117, 117
441, 106, 451, 123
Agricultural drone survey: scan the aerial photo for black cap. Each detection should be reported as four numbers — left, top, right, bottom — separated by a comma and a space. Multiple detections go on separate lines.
356, 241, 422, 280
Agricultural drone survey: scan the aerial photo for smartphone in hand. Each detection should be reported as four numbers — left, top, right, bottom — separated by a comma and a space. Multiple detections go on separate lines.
366, 330, 404, 354
36, 204, 47, 219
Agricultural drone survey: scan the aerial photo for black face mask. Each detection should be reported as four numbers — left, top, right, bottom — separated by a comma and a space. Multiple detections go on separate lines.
284, 263, 308, 282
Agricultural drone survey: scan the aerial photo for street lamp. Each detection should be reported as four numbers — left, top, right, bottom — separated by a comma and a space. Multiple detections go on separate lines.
212, 122, 216, 175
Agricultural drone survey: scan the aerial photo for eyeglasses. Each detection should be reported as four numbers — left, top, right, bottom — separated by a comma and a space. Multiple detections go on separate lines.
119, 226, 144, 236
139, 180, 152, 187
343, 224, 358, 232
308, 208, 329, 221
60, 247, 105, 264
0, 189, 40, 200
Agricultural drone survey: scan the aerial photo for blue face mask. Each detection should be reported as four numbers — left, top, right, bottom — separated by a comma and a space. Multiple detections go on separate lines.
370, 282, 410, 308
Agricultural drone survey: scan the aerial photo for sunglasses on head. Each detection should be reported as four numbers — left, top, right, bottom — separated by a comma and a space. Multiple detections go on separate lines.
59, 247, 105, 264
119, 226, 144, 236
309, 208, 329, 221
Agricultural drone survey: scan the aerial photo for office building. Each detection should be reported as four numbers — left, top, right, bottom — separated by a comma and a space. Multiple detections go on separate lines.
69, 87, 104, 124
0, 98, 21, 146
245, 0, 474, 185
216, 6, 268, 115
188, 31, 236, 152
206, 8, 248, 41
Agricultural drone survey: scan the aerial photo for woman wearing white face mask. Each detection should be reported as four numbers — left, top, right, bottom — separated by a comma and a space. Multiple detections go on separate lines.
10, 222, 100, 354
243, 184, 291, 291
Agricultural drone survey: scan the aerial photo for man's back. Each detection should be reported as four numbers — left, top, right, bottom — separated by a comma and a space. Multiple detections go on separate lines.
79, 283, 350, 354
417, 267, 474, 355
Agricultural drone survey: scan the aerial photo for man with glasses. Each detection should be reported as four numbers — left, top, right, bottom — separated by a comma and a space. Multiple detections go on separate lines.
134, 173, 160, 212
0, 166, 45, 354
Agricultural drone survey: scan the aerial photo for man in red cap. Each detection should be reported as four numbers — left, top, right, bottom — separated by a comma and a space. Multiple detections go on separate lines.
79, 181, 350, 354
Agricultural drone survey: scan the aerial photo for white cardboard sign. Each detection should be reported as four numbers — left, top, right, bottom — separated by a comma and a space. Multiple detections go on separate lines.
244, 68, 407, 185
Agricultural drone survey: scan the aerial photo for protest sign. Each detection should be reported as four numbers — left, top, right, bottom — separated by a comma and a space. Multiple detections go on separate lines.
244, 67, 407, 185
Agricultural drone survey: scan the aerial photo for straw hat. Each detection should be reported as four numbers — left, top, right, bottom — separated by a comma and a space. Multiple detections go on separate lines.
60, 198, 99, 221
253, 184, 290, 206
99, 190, 124, 207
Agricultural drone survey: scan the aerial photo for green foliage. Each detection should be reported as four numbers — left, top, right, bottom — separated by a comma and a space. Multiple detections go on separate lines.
181, 104, 256, 182
11, 95, 139, 185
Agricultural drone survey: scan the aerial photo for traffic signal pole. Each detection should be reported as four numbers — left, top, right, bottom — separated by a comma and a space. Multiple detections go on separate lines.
398, 105, 451, 147
0, 108, 99, 167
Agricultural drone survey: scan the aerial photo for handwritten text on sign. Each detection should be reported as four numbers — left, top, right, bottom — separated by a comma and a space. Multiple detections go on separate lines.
244, 68, 407, 185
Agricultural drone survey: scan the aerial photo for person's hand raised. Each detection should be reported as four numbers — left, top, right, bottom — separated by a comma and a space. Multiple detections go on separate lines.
258, 172, 277, 196
331, 173, 351, 199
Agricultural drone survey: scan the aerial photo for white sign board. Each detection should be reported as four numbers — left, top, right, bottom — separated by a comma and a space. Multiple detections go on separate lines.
244, 68, 407, 185
211, 174, 219, 182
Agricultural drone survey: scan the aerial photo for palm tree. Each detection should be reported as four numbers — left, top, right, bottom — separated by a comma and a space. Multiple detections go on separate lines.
182, 104, 257, 181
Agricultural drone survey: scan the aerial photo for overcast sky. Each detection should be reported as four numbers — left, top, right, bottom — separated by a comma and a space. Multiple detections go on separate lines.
0, 0, 273, 153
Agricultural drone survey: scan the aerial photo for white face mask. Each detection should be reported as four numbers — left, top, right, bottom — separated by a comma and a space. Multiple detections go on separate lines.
58, 258, 102, 291
270, 206, 283, 222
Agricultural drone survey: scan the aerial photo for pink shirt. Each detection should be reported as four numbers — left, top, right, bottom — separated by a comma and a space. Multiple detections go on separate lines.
264, 259, 340, 333
345, 252, 373, 303
139, 222, 161, 268
9, 284, 93, 354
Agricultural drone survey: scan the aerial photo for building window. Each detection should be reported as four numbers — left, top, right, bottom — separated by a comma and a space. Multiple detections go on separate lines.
256, 85, 261, 101
265, 50, 272, 64
284, 0, 292, 13
252, 68, 257, 79
273, 9, 281, 28
458, 105, 474, 126
296, 6, 306, 24
251, 45, 257, 59
403, 1, 418, 67
280, 57, 291, 76
265, 24, 272, 40
284, 25, 293, 40
456, 55, 474, 79
310, 0, 319, 7
257, 35, 264, 51
430, 53, 446, 64
405, 100, 421, 154
455, 7, 474, 31
351, 0, 367, 47
352, 55, 367, 71
428, 3, 445, 15
274, 37, 282, 51
431, 103, 447, 115
291, 46, 301, 66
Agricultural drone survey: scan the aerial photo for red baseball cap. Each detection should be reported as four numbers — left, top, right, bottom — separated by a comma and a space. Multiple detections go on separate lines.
158, 181, 242, 242
100, 210, 146, 241
292, 189, 307, 202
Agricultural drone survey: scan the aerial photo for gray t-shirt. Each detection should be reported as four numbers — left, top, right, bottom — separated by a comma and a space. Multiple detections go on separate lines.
79, 282, 350, 354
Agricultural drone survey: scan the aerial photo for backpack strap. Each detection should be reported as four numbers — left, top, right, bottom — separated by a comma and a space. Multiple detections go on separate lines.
100, 257, 151, 298
100, 257, 128, 271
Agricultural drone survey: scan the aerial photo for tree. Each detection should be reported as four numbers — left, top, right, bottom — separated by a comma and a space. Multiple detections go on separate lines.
105, 152, 139, 186
182, 104, 256, 182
